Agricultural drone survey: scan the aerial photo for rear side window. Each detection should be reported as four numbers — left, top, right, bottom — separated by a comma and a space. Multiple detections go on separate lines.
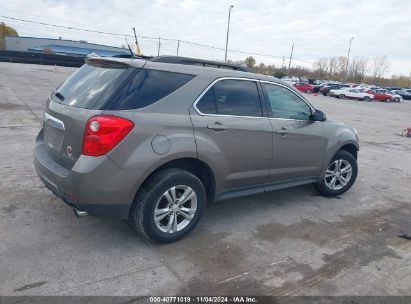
111, 69, 195, 110
196, 79, 262, 117
53, 64, 127, 108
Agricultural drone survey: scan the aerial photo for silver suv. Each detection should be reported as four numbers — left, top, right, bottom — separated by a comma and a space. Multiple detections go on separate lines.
34, 57, 359, 243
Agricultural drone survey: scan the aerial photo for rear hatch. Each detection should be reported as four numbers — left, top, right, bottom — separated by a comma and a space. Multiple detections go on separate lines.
42, 59, 139, 169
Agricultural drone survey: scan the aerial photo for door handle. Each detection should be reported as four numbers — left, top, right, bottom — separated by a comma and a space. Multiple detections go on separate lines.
207, 122, 227, 131
276, 127, 289, 135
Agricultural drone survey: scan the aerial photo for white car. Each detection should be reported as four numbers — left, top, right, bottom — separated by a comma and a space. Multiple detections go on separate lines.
330, 88, 374, 101
387, 91, 403, 102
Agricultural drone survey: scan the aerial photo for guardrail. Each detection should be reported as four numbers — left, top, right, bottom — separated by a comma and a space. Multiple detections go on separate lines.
0, 50, 85, 67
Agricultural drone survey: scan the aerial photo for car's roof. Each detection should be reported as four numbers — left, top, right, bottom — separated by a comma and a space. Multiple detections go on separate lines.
86, 56, 286, 85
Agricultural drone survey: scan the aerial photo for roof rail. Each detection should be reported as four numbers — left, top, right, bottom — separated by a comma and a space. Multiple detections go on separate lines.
150, 56, 250, 72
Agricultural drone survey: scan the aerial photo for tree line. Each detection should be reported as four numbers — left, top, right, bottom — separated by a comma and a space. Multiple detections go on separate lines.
229, 55, 410, 88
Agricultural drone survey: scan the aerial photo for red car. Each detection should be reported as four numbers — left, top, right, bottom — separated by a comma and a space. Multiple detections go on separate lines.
364, 89, 394, 102
293, 82, 314, 94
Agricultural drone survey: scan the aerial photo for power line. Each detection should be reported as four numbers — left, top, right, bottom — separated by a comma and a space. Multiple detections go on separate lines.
1, 15, 313, 63
1, 15, 134, 37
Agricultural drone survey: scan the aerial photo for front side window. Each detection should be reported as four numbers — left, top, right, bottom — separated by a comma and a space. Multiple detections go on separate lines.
263, 83, 312, 120
112, 69, 195, 110
196, 79, 262, 117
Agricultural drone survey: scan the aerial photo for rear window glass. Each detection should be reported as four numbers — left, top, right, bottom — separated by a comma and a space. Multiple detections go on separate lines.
53, 64, 127, 108
111, 69, 195, 110
196, 79, 262, 117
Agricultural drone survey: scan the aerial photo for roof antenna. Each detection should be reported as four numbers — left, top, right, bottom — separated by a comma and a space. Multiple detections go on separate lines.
124, 37, 134, 58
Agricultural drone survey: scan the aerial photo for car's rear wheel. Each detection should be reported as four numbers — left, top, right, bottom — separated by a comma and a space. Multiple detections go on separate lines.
129, 168, 206, 243
386, 98, 391, 102
314, 150, 358, 196
339, 94, 346, 99
394, 97, 400, 102
305, 89, 312, 94
363, 96, 370, 101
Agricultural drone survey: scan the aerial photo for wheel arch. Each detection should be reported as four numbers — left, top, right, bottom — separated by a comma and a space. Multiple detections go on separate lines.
339, 143, 358, 159
135, 157, 216, 204
321, 137, 359, 178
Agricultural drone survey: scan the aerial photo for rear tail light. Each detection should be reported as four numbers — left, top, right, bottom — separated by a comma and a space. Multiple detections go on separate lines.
82, 115, 134, 157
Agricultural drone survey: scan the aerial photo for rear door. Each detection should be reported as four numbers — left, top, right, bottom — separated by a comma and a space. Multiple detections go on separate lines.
261, 82, 327, 183
190, 78, 273, 191
348, 89, 360, 99
42, 61, 133, 169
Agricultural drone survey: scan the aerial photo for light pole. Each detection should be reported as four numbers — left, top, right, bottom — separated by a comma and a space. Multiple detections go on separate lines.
224, 5, 234, 63
345, 37, 354, 82
288, 43, 294, 69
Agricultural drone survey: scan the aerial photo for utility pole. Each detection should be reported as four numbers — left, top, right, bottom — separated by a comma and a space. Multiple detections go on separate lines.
282, 56, 285, 69
345, 37, 354, 82
157, 37, 161, 56
177, 40, 180, 56
288, 43, 294, 69
224, 5, 234, 63
132, 27, 140, 56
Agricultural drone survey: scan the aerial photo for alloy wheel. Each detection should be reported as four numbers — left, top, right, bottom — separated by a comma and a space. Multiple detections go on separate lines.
154, 185, 197, 234
324, 159, 353, 191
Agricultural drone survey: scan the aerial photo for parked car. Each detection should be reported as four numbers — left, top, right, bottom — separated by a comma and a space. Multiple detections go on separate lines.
364, 89, 402, 102
282, 76, 299, 83
313, 85, 322, 93
330, 88, 374, 101
293, 82, 314, 93
34, 57, 359, 243
320, 83, 350, 96
392, 89, 411, 100
387, 91, 403, 102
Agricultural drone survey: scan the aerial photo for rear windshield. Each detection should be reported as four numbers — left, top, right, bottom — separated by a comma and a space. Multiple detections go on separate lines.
109, 69, 195, 110
52, 64, 127, 108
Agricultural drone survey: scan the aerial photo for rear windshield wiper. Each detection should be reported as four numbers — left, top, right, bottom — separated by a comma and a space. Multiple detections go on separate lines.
54, 91, 65, 101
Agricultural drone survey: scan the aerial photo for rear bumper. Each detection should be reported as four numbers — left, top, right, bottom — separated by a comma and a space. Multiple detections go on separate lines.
33, 130, 137, 219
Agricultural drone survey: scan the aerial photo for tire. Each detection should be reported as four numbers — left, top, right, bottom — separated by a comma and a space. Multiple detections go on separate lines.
128, 168, 206, 243
362, 96, 370, 102
339, 94, 346, 99
394, 97, 400, 102
314, 150, 358, 196
386, 98, 391, 103
305, 89, 312, 94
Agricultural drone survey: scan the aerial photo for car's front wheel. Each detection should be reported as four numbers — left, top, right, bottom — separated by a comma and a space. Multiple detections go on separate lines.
305, 89, 312, 94
129, 168, 206, 243
394, 97, 400, 102
339, 94, 346, 99
363, 96, 371, 102
314, 150, 358, 196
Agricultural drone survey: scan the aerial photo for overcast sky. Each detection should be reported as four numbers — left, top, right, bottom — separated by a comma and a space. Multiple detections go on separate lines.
1, 0, 410, 76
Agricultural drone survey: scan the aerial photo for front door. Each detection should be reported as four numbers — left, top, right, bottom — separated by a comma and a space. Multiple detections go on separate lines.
261, 82, 327, 183
190, 79, 273, 192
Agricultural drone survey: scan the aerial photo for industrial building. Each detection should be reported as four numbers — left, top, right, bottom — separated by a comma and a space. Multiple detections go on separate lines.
4, 36, 130, 57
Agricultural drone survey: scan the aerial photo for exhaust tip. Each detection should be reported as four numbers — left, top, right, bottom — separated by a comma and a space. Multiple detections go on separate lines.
73, 208, 88, 218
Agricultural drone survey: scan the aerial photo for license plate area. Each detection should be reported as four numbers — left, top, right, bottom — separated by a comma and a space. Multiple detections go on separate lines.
44, 121, 64, 152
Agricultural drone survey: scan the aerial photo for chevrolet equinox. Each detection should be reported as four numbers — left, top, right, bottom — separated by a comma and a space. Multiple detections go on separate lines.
34, 57, 359, 243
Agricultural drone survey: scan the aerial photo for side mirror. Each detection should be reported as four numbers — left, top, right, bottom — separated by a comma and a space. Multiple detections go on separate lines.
311, 109, 326, 121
